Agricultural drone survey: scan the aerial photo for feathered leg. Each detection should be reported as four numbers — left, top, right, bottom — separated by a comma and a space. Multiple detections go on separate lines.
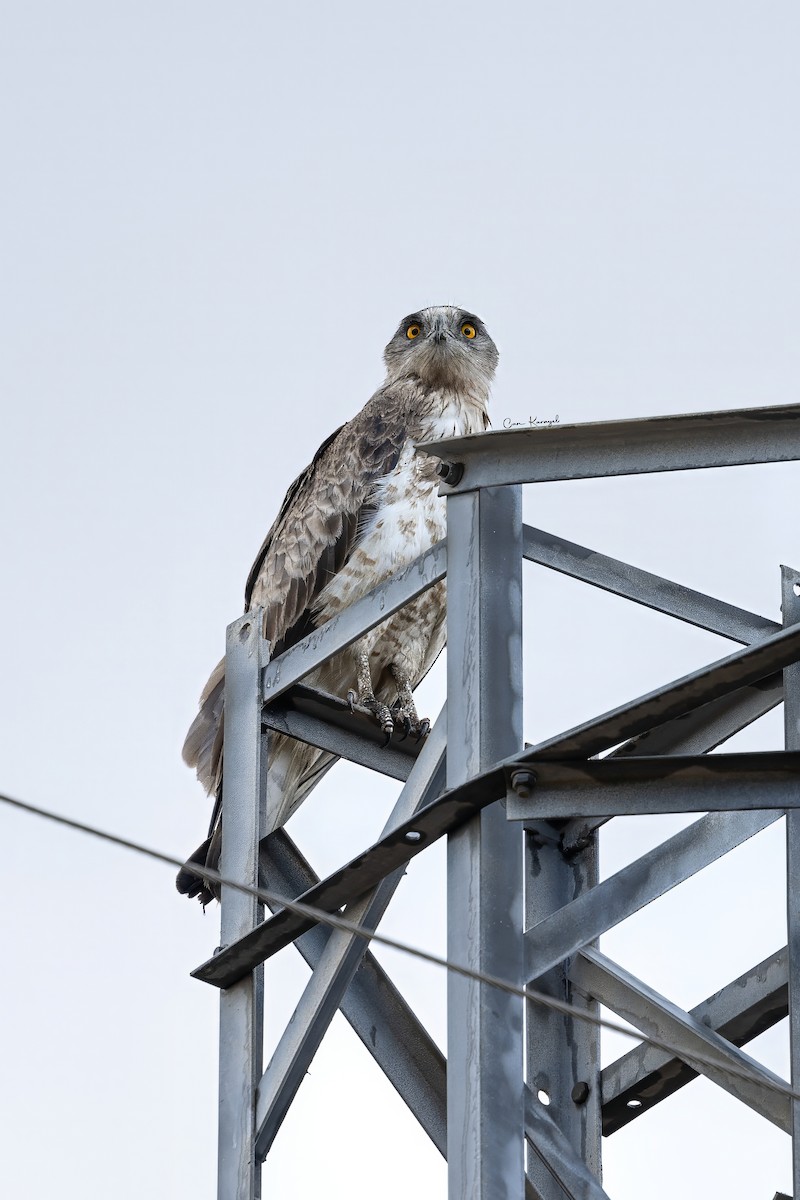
347, 647, 395, 744
390, 663, 431, 742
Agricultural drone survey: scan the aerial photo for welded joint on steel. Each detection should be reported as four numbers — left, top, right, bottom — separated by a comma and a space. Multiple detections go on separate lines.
561, 825, 596, 855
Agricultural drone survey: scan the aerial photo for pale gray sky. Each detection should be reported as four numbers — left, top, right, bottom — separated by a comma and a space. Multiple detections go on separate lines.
1, 3, 798, 1197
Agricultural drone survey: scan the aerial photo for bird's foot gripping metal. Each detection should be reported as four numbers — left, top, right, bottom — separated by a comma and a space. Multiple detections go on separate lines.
392, 707, 431, 744
347, 688, 395, 745
390, 665, 430, 743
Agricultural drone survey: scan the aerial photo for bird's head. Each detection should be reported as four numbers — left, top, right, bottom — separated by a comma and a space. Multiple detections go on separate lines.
383, 306, 499, 393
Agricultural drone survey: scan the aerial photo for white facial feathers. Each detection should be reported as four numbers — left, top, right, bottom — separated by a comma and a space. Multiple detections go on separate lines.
382, 305, 498, 393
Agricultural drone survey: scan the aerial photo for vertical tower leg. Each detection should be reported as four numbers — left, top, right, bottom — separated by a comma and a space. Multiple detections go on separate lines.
525, 824, 602, 1196
446, 485, 525, 1200
218, 613, 267, 1200
782, 567, 800, 1200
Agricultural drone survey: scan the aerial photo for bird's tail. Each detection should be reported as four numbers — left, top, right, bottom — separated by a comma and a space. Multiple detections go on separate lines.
178, 661, 335, 904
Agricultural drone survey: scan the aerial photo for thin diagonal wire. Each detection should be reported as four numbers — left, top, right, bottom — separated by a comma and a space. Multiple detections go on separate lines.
1, 787, 795, 1105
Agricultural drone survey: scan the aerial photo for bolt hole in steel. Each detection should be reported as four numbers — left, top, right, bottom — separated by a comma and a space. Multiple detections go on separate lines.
239, 622, 251, 642
626, 1099, 643, 1110
404, 830, 423, 844
794, 582, 800, 597
537, 1089, 551, 1106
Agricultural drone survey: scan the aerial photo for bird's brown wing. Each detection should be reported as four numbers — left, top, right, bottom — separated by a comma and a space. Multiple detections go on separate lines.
244, 395, 412, 655
182, 389, 413, 797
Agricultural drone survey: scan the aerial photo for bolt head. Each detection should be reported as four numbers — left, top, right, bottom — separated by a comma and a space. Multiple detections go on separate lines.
436, 460, 464, 486
571, 1081, 590, 1105
510, 768, 537, 800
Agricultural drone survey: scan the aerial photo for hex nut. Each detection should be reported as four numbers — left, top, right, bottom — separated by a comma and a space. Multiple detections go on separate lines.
510, 769, 537, 799
436, 460, 464, 486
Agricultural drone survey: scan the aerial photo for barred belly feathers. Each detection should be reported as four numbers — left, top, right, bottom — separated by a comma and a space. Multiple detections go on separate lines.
178, 306, 498, 904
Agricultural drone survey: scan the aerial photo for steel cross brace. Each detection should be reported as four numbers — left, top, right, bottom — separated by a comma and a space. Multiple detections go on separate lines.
571, 948, 792, 1132
258, 828, 791, 1163
254, 708, 447, 1158
524, 808, 783, 985
260, 827, 614, 1200
196, 620, 800, 989
259, 516, 781, 717
205, 401, 800, 1200
601, 946, 789, 1134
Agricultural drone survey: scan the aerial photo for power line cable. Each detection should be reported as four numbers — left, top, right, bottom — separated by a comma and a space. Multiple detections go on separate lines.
0, 787, 794, 1106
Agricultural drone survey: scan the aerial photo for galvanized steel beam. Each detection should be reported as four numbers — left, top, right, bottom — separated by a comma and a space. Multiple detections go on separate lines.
262, 539, 446, 702
515, 622, 800, 765
262, 683, 420, 782
254, 713, 446, 1159
507, 752, 800, 821
217, 613, 268, 1200
259, 831, 584, 1200
198, 625, 800, 987
522, 526, 778, 644
258, 829, 448, 1153
525, 820, 602, 1197
524, 1090, 613, 1200
525, 809, 782, 984
421, 402, 800, 491
445, 485, 526, 1200
510, 748, 800, 825
561, 674, 783, 852
783, 565, 800, 1197
572, 948, 791, 1132
601, 947, 788, 1134
193, 765, 500, 987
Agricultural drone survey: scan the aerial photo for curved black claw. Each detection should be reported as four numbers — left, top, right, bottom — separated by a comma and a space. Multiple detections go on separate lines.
415, 717, 431, 743
382, 728, 393, 748
396, 713, 413, 743
347, 689, 357, 714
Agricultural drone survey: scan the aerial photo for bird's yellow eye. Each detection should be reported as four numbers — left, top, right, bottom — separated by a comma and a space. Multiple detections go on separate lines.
461, 323, 476, 339
406, 324, 421, 340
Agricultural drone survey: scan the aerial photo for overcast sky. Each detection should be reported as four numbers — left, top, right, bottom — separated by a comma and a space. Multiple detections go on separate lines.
2, 3, 798, 1198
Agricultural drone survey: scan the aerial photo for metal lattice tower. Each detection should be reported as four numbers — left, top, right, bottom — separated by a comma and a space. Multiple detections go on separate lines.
191, 402, 800, 1199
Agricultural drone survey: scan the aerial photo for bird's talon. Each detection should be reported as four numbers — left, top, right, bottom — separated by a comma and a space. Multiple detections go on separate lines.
415, 718, 431, 743
382, 728, 393, 748
347, 689, 357, 713
397, 713, 412, 742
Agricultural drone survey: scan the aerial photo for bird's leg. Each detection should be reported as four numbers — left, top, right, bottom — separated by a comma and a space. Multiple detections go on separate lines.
347, 648, 394, 744
390, 664, 431, 743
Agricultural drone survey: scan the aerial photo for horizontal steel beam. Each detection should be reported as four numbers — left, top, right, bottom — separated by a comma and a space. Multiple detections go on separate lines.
507, 752, 800, 820
516, 621, 800, 766
263, 684, 421, 782
522, 526, 778, 645
262, 539, 447, 702
601, 947, 788, 1134
572, 948, 791, 1133
561, 673, 784, 852
420, 402, 800, 491
257, 829, 448, 1154
525, 809, 782, 983
196, 628, 800, 986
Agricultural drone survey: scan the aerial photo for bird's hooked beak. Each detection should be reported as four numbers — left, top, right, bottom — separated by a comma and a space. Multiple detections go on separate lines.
430, 315, 450, 345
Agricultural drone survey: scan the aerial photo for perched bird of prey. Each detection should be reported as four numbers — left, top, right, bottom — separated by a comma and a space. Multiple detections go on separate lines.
178, 305, 498, 904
